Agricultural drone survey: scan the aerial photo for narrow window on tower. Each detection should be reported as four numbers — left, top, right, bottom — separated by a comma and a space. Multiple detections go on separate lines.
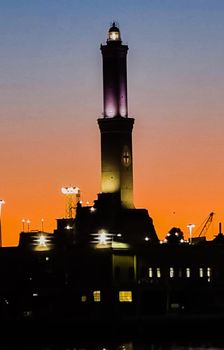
122, 146, 131, 167
148, 267, 153, 278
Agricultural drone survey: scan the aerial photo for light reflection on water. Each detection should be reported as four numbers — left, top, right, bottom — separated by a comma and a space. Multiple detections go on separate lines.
25, 343, 224, 350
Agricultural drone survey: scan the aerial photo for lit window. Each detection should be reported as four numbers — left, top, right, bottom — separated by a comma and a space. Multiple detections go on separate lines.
156, 268, 161, 278
93, 290, 101, 302
199, 268, 204, 278
170, 267, 174, 278
186, 268, 190, 278
207, 267, 211, 282
178, 268, 182, 278
119, 291, 132, 302
149, 267, 153, 278
81, 295, 87, 302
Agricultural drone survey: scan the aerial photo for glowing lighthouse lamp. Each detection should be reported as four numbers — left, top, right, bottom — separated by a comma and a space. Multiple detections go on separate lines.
108, 22, 121, 41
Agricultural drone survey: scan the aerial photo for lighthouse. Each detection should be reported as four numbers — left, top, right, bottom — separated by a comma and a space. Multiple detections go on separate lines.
98, 23, 134, 209
55, 23, 158, 246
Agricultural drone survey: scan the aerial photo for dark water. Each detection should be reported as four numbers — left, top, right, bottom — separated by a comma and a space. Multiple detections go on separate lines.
3, 340, 224, 350
7, 343, 224, 350
2, 322, 224, 349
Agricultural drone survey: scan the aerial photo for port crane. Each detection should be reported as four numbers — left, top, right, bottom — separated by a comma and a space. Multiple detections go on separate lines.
194, 212, 215, 238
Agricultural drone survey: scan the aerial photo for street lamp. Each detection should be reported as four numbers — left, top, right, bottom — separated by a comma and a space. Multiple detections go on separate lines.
0, 200, 5, 247
187, 224, 195, 245
27, 219, 31, 232
22, 219, 25, 232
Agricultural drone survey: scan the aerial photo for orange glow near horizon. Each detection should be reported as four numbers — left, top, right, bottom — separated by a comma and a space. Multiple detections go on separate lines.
1, 120, 223, 247
1, 5, 224, 246
1, 91, 224, 246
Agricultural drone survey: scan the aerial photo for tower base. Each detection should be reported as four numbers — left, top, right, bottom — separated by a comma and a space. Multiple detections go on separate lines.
73, 193, 158, 246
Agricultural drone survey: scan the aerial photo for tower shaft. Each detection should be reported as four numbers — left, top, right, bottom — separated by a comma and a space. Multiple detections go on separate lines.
98, 117, 134, 208
98, 24, 134, 208
101, 44, 128, 118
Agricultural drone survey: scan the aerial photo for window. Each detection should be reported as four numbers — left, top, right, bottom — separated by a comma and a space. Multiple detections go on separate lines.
186, 268, 190, 278
156, 268, 161, 278
148, 267, 153, 278
199, 268, 204, 278
93, 290, 101, 302
81, 295, 87, 302
207, 267, 211, 282
119, 291, 132, 302
170, 267, 174, 278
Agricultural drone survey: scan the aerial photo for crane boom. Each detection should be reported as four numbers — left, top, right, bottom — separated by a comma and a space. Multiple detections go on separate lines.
198, 212, 214, 237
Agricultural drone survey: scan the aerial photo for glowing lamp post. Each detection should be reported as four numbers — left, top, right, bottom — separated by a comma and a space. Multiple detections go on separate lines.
27, 219, 31, 232
0, 200, 5, 247
22, 219, 25, 232
187, 224, 195, 245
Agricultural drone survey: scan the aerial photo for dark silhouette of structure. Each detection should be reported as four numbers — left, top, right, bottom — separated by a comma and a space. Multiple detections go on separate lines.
54, 22, 158, 246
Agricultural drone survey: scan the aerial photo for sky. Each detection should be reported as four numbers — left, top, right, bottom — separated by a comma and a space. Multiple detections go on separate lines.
1, 0, 224, 246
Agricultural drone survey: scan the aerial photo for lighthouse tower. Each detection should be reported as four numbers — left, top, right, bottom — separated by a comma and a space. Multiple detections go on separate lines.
98, 23, 134, 208
57, 23, 158, 246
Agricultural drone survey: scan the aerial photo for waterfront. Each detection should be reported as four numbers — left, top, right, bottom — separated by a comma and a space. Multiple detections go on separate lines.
2, 319, 224, 350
